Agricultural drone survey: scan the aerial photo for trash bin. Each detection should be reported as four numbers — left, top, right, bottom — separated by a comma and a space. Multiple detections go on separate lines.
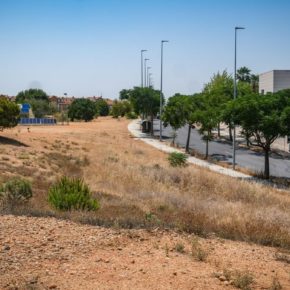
141, 120, 152, 133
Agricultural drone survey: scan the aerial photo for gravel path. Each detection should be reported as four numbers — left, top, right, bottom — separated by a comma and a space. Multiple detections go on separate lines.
128, 120, 251, 179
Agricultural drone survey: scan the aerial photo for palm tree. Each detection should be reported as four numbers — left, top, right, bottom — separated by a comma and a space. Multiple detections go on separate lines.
237, 66, 251, 83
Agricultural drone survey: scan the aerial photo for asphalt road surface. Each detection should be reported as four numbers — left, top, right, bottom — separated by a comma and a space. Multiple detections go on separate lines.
153, 120, 290, 178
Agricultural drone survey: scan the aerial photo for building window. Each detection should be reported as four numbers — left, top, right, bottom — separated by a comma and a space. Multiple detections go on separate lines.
261, 89, 264, 95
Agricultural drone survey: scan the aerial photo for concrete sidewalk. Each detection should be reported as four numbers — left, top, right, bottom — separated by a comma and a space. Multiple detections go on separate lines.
128, 120, 252, 179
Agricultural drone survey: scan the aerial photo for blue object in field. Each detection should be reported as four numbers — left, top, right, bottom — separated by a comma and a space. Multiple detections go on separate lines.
19, 118, 57, 125
21, 103, 31, 114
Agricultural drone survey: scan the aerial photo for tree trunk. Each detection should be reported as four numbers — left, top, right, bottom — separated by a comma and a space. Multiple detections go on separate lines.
150, 114, 154, 136
217, 123, 221, 138
264, 148, 270, 179
185, 124, 192, 153
205, 138, 209, 159
229, 127, 233, 142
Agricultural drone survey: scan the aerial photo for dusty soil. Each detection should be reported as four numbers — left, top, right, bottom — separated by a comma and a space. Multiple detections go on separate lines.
1, 215, 290, 290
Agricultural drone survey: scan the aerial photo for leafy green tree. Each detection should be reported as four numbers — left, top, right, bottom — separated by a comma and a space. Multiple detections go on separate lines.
16, 89, 49, 103
184, 94, 203, 152
129, 87, 161, 135
29, 99, 57, 118
195, 95, 220, 159
237, 67, 259, 93
119, 89, 132, 100
68, 99, 96, 122
229, 90, 290, 179
95, 99, 109, 116
237, 66, 251, 83
111, 100, 132, 118
162, 94, 188, 145
0, 98, 20, 130
203, 71, 233, 137
16, 89, 52, 117
250, 74, 259, 93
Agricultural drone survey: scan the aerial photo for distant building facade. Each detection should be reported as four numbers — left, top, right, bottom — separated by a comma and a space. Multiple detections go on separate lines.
259, 70, 290, 94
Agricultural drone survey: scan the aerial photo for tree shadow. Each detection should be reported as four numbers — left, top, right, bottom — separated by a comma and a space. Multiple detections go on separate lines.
0, 136, 29, 147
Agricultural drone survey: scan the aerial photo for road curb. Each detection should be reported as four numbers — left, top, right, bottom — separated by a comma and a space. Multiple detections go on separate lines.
128, 119, 252, 179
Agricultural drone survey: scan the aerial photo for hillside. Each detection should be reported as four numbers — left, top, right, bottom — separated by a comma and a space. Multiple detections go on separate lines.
0, 117, 290, 289
1, 215, 290, 289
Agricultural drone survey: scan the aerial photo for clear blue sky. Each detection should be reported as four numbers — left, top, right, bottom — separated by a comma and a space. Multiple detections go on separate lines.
0, 0, 290, 99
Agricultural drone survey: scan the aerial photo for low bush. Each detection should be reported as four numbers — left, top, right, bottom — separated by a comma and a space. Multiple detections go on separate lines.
168, 152, 188, 167
125, 112, 138, 119
48, 176, 99, 211
0, 177, 32, 205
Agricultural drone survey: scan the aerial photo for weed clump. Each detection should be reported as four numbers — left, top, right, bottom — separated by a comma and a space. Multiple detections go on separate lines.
0, 177, 32, 206
191, 237, 208, 261
48, 176, 99, 211
168, 152, 187, 167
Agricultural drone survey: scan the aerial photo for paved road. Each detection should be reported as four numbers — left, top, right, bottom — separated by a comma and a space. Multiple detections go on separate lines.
153, 120, 290, 178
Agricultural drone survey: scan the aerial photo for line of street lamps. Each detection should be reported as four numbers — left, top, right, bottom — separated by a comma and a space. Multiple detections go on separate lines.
139, 27, 244, 170
140, 40, 169, 141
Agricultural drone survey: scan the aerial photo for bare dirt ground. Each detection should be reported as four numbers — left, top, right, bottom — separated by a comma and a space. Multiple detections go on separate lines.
1, 215, 290, 290
0, 117, 290, 289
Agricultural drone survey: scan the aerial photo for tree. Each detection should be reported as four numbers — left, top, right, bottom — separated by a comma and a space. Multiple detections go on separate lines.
195, 94, 219, 159
68, 99, 96, 122
162, 94, 189, 145
0, 98, 20, 130
111, 100, 132, 118
250, 74, 259, 93
16, 89, 51, 118
185, 94, 202, 152
203, 71, 233, 137
16, 89, 49, 103
29, 99, 57, 118
129, 87, 161, 135
237, 67, 259, 93
95, 99, 109, 116
119, 89, 132, 100
237, 66, 251, 83
229, 90, 290, 179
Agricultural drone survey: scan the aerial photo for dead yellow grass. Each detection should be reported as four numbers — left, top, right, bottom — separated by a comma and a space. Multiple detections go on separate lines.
1, 117, 290, 249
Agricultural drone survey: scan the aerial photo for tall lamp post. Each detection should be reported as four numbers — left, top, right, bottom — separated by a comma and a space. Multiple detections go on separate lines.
141, 50, 147, 87
144, 58, 149, 88
146, 67, 151, 87
159, 40, 169, 141
149, 73, 152, 87
233, 27, 245, 170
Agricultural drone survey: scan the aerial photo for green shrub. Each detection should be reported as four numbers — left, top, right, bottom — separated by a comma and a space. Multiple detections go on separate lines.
0, 177, 32, 204
48, 176, 99, 211
168, 152, 188, 167
125, 111, 138, 119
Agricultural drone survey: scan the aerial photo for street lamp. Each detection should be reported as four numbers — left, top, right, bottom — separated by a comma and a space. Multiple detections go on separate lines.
141, 50, 147, 87
233, 27, 245, 170
144, 58, 149, 87
146, 67, 151, 87
149, 73, 153, 87
160, 40, 169, 141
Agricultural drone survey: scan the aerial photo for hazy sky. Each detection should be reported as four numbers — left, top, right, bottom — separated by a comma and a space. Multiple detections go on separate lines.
0, 0, 290, 99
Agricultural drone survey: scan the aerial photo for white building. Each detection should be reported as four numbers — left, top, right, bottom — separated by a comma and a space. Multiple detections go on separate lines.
259, 70, 290, 94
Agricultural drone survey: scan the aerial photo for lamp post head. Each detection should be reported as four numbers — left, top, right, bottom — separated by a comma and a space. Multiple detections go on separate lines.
162, 40, 169, 43
145, 58, 149, 61
141, 49, 147, 52
235, 27, 245, 30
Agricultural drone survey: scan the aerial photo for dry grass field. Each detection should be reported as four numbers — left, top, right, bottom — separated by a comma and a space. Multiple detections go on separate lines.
1, 117, 290, 248
1, 117, 290, 289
